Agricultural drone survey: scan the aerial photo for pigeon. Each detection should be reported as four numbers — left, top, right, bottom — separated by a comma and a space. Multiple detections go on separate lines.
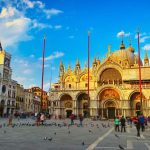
118, 145, 124, 150
48, 138, 53, 141
115, 134, 119, 138
89, 130, 92, 133
54, 132, 56, 135
82, 141, 85, 146
43, 137, 48, 140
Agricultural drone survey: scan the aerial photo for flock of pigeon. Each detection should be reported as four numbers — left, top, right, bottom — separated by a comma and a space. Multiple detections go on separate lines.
0, 120, 125, 149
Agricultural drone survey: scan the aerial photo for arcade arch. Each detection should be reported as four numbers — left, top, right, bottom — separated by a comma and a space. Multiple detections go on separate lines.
60, 94, 73, 118
98, 88, 120, 119
76, 93, 89, 117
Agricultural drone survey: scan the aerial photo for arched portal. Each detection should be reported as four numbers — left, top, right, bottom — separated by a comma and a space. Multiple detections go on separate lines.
103, 100, 117, 119
60, 94, 73, 118
99, 88, 120, 119
129, 92, 146, 116
77, 93, 89, 117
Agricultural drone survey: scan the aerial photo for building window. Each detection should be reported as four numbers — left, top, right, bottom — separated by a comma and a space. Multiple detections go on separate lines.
2, 85, 6, 93
85, 83, 88, 88
69, 84, 71, 88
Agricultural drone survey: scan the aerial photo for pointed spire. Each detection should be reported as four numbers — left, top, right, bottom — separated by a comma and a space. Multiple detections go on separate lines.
96, 57, 101, 65
144, 51, 149, 60
120, 40, 125, 50
107, 44, 111, 57
93, 57, 97, 64
68, 63, 71, 70
0, 41, 3, 51
60, 60, 63, 67
127, 37, 134, 53
76, 58, 80, 66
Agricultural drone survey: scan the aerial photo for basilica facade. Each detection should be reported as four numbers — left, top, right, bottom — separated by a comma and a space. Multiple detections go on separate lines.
49, 41, 150, 119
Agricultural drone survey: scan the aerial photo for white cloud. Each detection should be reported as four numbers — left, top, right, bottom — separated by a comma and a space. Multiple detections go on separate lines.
22, 69, 32, 74
54, 25, 62, 29
44, 8, 63, 19
44, 82, 50, 91
0, 1, 63, 48
135, 32, 150, 43
44, 51, 64, 61
117, 30, 130, 38
23, 0, 45, 9
32, 19, 52, 29
143, 44, 150, 51
0, 7, 21, 18
140, 36, 150, 43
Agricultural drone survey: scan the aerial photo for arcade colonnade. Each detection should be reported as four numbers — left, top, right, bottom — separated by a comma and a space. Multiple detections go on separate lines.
53, 88, 148, 119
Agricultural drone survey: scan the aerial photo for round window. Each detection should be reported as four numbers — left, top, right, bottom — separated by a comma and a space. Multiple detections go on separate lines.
2, 85, 6, 93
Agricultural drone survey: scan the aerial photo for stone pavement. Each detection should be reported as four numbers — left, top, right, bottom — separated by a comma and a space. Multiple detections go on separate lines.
0, 118, 150, 150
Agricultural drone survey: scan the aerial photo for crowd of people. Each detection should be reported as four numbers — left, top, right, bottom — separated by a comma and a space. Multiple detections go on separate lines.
4, 111, 150, 137
114, 114, 148, 137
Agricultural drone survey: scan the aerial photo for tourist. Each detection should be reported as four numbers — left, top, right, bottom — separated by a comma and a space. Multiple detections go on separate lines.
79, 114, 83, 127
36, 113, 41, 126
70, 114, 75, 125
40, 113, 45, 125
120, 116, 126, 132
136, 117, 141, 137
8, 114, 13, 126
114, 116, 120, 132
139, 114, 145, 132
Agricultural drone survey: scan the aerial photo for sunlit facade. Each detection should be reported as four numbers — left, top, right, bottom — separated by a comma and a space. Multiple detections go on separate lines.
49, 42, 150, 119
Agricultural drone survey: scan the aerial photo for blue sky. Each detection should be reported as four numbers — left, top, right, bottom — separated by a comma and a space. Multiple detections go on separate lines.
0, 0, 150, 91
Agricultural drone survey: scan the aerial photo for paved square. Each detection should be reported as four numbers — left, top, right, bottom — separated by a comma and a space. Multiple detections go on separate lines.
0, 118, 150, 150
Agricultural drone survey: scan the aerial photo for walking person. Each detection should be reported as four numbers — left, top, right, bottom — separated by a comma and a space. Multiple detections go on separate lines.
8, 114, 13, 126
139, 114, 145, 132
120, 116, 126, 132
136, 118, 141, 137
79, 114, 83, 127
70, 114, 74, 125
40, 113, 45, 125
114, 116, 120, 132
36, 113, 41, 126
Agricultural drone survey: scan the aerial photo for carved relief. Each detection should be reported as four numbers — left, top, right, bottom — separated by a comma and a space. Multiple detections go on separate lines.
81, 74, 93, 81
130, 92, 146, 101
100, 89, 120, 100
65, 101, 72, 108
65, 76, 75, 82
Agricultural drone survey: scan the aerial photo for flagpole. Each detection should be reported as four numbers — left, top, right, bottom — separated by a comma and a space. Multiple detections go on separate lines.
88, 31, 90, 117
137, 31, 142, 114
41, 35, 46, 112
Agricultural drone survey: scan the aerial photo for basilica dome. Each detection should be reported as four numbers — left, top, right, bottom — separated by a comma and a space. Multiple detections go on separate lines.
109, 42, 142, 67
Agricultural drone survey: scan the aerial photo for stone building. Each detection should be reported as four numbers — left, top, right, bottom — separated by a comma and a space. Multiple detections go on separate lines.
24, 89, 34, 113
29, 87, 48, 111
16, 84, 24, 113
49, 41, 150, 119
0, 43, 17, 116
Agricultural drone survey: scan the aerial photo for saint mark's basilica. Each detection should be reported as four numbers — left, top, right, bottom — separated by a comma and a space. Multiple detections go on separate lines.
49, 41, 150, 119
